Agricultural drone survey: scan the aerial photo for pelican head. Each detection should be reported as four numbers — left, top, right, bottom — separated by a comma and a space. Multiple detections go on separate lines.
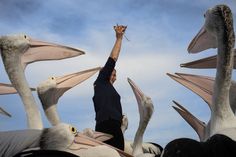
37, 67, 100, 126
0, 34, 85, 70
188, 5, 234, 53
40, 123, 78, 151
127, 78, 154, 156
127, 78, 154, 121
0, 34, 30, 54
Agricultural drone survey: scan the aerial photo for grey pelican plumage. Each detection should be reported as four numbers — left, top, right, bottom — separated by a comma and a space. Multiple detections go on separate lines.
0, 34, 85, 129
39, 123, 121, 157
187, 4, 236, 139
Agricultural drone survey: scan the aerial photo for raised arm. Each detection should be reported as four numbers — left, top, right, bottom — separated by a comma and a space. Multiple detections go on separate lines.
109, 25, 127, 61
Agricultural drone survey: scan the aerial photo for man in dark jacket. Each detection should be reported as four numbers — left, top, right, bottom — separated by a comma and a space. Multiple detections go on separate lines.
93, 25, 127, 150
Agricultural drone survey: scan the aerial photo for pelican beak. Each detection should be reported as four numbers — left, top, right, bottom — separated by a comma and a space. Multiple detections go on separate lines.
21, 38, 85, 70
127, 78, 144, 107
167, 73, 212, 110
71, 133, 133, 157
52, 67, 101, 102
181, 55, 217, 69
181, 49, 236, 69
82, 129, 113, 142
0, 83, 36, 95
0, 107, 11, 117
91, 131, 113, 142
188, 26, 217, 53
172, 100, 206, 141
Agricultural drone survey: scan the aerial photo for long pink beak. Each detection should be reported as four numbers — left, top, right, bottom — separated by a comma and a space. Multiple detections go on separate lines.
47, 67, 101, 103
21, 38, 85, 70
0, 83, 35, 95
172, 101, 206, 141
181, 49, 236, 69
167, 73, 213, 110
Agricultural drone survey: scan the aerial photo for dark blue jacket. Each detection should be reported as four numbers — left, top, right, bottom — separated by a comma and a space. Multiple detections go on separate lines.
93, 57, 122, 123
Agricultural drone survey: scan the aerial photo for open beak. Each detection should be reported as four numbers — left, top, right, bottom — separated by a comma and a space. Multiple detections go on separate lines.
52, 67, 101, 102
167, 73, 213, 110
172, 100, 206, 141
188, 26, 217, 53
21, 38, 85, 70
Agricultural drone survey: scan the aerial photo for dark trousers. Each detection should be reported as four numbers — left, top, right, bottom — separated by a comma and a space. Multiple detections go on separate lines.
95, 119, 124, 150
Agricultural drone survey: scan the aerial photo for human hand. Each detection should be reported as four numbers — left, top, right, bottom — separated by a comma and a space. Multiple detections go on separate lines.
114, 25, 127, 39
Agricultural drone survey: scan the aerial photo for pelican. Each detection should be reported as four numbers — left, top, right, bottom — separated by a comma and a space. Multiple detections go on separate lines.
39, 123, 122, 157
127, 78, 162, 157
0, 72, 131, 157
37, 67, 101, 126
122, 115, 162, 156
0, 123, 120, 157
36, 68, 133, 157
181, 49, 236, 69
161, 4, 236, 157
187, 4, 236, 139
0, 34, 85, 129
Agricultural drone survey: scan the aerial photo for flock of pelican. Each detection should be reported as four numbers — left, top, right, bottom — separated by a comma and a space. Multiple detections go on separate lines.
164, 4, 236, 157
1, 4, 236, 157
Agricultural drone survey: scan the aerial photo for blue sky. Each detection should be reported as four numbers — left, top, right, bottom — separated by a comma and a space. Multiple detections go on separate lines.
0, 0, 236, 147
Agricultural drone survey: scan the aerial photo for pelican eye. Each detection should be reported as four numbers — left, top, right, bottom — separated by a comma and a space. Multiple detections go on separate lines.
24, 35, 27, 39
51, 77, 55, 80
69, 126, 77, 135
